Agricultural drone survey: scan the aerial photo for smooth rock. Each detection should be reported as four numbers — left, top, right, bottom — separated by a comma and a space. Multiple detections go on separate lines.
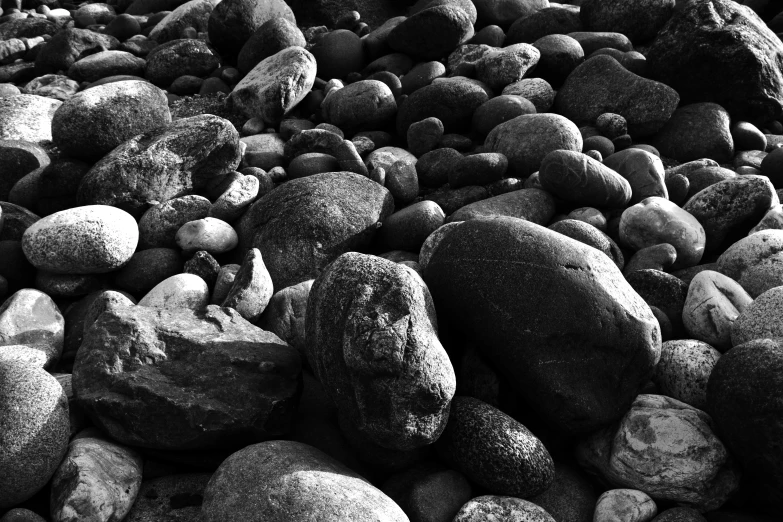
447, 187, 555, 225
222, 248, 273, 323
650, 103, 734, 163
716, 229, 783, 298
207, 0, 296, 56
322, 79, 397, 133
138, 195, 211, 249
603, 148, 668, 204
387, 6, 474, 62
539, 149, 632, 207
137, 273, 209, 310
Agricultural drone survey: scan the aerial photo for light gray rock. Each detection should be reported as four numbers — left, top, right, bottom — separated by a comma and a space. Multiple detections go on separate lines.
716, 229, 783, 298
149, 0, 221, 43
138, 195, 212, 249
175, 217, 238, 255
0, 94, 61, 144
653, 340, 722, 410
138, 273, 209, 310
0, 288, 63, 369
453, 496, 555, 522
731, 285, 783, 346
222, 248, 273, 323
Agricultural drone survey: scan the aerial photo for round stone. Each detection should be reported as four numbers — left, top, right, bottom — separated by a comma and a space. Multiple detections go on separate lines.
175, 217, 238, 255
653, 339, 721, 410
137, 273, 209, 310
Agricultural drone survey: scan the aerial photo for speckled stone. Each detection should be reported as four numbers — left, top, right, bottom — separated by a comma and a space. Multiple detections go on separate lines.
435, 396, 554, 497
453, 496, 555, 522
0, 509, 47, 522
731, 286, 783, 346
716, 229, 783, 298
221, 248, 273, 323
650, 508, 706, 522
593, 489, 657, 522
22, 205, 139, 274
0, 94, 62, 144
625, 269, 689, 338
138, 196, 212, 249
378, 200, 446, 252
257, 279, 312, 360
653, 340, 722, 410
528, 462, 597, 522
0, 360, 70, 509
114, 248, 184, 297
124, 473, 212, 522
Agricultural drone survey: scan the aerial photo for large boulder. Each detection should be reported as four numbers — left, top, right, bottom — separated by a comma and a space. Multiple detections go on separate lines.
236, 172, 394, 289
207, 0, 296, 56
73, 305, 302, 450
423, 217, 661, 434
77, 114, 241, 214
647, 0, 783, 125
306, 252, 455, 451
202, 440, 409, 521
554, 55, 679, 138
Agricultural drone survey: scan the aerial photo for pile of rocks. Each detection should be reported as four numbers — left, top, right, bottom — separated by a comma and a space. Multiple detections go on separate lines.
1, 0, 783, 520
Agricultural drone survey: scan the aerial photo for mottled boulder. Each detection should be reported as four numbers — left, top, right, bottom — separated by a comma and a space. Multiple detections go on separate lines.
707, 339, 783, 509
73, 305, 301, 450
647, 0, 783, 124
51, 80, 170, 162
653, 340, 722, 410
236, 172, 394, 289
50, 435, 143, 522
207, 0, 296, 56
0, 94, 61, 144
650, 103, 734, 163
229, 47, 316, 125
578, 394, 740, 511
423, 217, 661, 434
201, 441, 409, 521
77, 115, 241, 214
554, 55, 679, 138
306, 252, 455, 450
388, 6, 474, 62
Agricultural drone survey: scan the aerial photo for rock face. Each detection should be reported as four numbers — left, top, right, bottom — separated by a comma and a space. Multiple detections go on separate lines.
236, 172, 394, 290
554, 55, 679, 138
647, 0, 783, 124
77, 115, 242, 214
201, 440, 409, 522
50, 435, 143, 522
0, 360, 70, 509
207, 0, 296, 56
707, 339, 783, 509
22, 205, 138, 275
577, 394, 740, 512
50, 80, 171, 162
229, 47, 316, 125
423, 217, 661, 434
306, 252, 455, 451
73, 305, 301, 450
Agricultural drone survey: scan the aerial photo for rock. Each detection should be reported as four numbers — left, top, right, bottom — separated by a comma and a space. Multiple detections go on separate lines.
0, 359, 69, 509
603, 149, 668, 204
684, 167, 737, 199
237, 17, 305, 75
731, 286, 783, 346
435, 396, 553, 497
0, 94, 61, 144
236, 172, 394, 289
114, 248, 184, 296
145, 39, 221, 88
201, 441, 408, 521
449, 153, 507, 188
732, 121, 767, 152
0, 509, 47, 522
207, 0, 296, 56
123, 473, 212, 522
229, 47, 316, 125
311, 29, 364, 80
682, 271, 753, 351
138, 195, 211, 249
549, 218, 624, 269
471, 94, 537, 136
473, 0, 547, 26
382, 463, 472, 522
222, 248, 273, 323
257, 279, 312, 358
407, 117, 444, 157
568, 31, 633, 55
646, 0, 783, 124
539, 150, 632, 208
716, 229, 783, 298
50, 435, 143, 522
35, 28, 120, 76
447, 187, 555, 225
305, 252, 455, 450
73, 305, 301, 450
554, 55, 679, 138
68, 50, 146, 84
531, 34, 584, 86
137, 273, 209, 310
399, 60, 446, 95
209, 173, 259, 222
51, 79, 170, 161
528, 462, 597, 522
581, 0, 674, 43
175, 217, 237, 255
706, 339, 783, 509
378, 200, 446, 252
423, 217, 661, 434
388, 6, 474, 62
593, 489, 657, 522
484, 113, 582, 177
453, 496, 555, 522
149, 0, 221, 43
105, 14, 142, 41
649, 103, 734, 163
77, 114, 241, 214
474, 44, 541, 91
653, 339, 721, 411
322, 80, 397, 133
506, 6, 582, 45
0, 288, 63, 369
22, 205, 138, 274
577, 394, 740, 511
397, 78, 488, 138
183, 250, 220, 291
0, 140, 49, 201
620, 197, 706, 270
682, 175, 778, 253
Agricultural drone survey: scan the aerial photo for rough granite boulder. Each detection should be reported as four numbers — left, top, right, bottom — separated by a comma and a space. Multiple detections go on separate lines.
235, 172, 394, 289
306, 252, 455, 451
72, 305, 302, 450
423, 217, 661, 434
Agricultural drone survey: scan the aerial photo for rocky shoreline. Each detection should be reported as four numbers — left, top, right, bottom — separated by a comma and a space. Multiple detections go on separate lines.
1, 0, 783, 520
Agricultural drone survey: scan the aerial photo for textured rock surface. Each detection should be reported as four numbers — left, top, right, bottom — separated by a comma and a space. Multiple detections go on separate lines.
653, 340, 721, 410
73, 305, 301, 450
453, 496, 555, 522
124, 473, 211, 522
0, 289, 63, 369
0, 94, 61, 144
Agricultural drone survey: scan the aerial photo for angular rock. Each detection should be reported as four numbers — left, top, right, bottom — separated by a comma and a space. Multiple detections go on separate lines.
257, 279, 313, 359
474, 44, 540, 91
73, 305, 301, 450
222, 248, 273, 323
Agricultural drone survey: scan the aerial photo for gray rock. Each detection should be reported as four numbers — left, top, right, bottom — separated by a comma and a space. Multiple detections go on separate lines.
577, 394, 740, 511
237, 17, 305, 75
0, 360, 70, 509
473, 0, 547, 26
222, 248, 273, 323
474, 44, 540, 91
77, 115, 241, 214
593, 489, 657, 522
447, 187, 555, 225
0, 508, 47, 522
236, 172, 394, 289
731, 285, 783, 346
453, 496, 555, 522
580, 0, 675, 43
603, 148, 668, 205
68, 51, 146, 84
35, 28, 120, 76
138, 195, 212, 249
50, 435, 143, 522
305, 252, 455, 450
145, 39, 221, 88
207, 0, 296, 56
0, 94, 61, 144
397, 78, 488, 139
322, 80, 397, 133
201, 440, 409, 521
0, 139, 49, 201
381, 463, 472, 522
114, 248, 184, 296
539, 150, 632, 208
149, 0, 221, 43
257, 279, 313, 359
137, 273, 210, 310
554, 55, 679, 138
716, 229, 783, 298
650, 103, 734, 164
208, 173, 259, 222
378, 200, 446, 252
388, 6, 474, 62
22, 74, 80, 102
0, 288, 63, 369
501, 77, 555, 113
423, 217, 661, 434
528, 462, 597, 522
229, 46, 316, 125
51, 79, 170, 161
682, 271, 752, 351
653, 340, 722, 410
124, 473, 211, 522
73, 305, 301, 450
549, 219, 624, 270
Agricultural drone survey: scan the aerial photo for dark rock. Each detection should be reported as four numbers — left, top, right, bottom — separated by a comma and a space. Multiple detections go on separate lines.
567, 31, 632, 55
531, 34, 584, 86
0, 139, 49, 201
237, 17, 305, 75
528, 462, 597, 522
603, 148, 668, 204
471, 94, 536, 136
580, 0, 675, 43
626, 268, 689, 337
35, 27, 119, 75
447, 187, 555, 225
322, 80, 397, 133
397, 78, 488, 139
416, 147, 462, 187
449, 152, 507, 188
388, 6, 474, 61
207, 0, 296, 56
124, 473, 212, 522
473, 0, 547, 26
650, 102, 735, 163
505, 6, 583, 45
382, 462, 472, 522
539, 149, 632, 207
144, 39, 221, 88
549, 218, 625, 270
114, 248, 183, 296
